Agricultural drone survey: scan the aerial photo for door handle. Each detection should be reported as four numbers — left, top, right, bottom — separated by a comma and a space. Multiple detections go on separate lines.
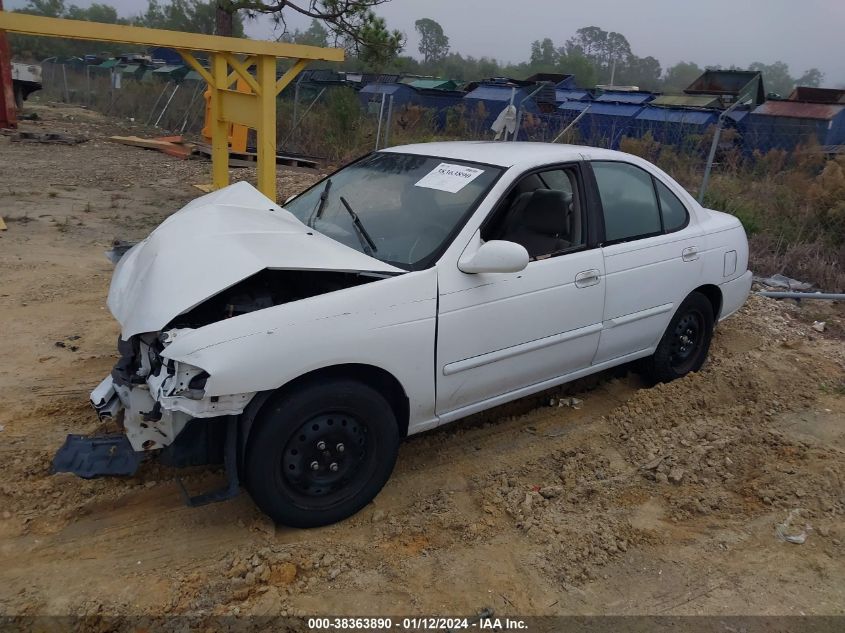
575, 269, 601, 288
682, 246, 699, 262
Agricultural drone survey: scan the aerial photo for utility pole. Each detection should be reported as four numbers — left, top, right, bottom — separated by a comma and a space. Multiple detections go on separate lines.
699, 98, 747, 204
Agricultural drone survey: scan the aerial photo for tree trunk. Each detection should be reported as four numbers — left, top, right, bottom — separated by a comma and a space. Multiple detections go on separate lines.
216, 3, 234, 37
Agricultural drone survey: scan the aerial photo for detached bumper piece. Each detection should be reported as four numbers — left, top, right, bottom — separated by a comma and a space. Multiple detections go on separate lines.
53, 434, 141, 478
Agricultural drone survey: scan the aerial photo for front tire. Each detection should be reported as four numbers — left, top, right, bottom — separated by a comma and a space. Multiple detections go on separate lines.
244, 379, 399, 528
643, 291, 714, 384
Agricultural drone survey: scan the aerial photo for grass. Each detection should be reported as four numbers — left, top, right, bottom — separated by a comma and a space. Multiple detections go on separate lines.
819, 380, 845, 396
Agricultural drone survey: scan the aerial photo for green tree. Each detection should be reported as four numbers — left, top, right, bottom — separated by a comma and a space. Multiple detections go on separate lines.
414, 17, 449, 65
555, 50, 597, 89
529, 37, 558, 70
796, 68, 824, 89
356, 12, 403, 70
300, 18, 330, 46
603, 31, 632, 73
563, 25, 604, 59
749, 60, 796, 97
662, 61, 702, 91
18, 0, 66, 17
564, 26, 631, 82
65, 3, 119, 23
10, 0, 128, 60
137, 1, 244, 36
751, 62, 826, 95
279, 18, 329, 46
618, 55, 661, 90
213, 1, 404, 71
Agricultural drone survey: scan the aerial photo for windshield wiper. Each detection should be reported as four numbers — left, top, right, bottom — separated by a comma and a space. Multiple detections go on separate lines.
307, 178, 331, 228
339, 196, 378, 256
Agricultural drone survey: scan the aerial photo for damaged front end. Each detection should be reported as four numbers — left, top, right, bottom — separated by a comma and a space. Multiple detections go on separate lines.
103, 330, 254, 451
54, 328, 254, 483
53, 181, 402, 502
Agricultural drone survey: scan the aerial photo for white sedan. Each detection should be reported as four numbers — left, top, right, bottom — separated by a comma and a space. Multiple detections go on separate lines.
56, 142, 752, 527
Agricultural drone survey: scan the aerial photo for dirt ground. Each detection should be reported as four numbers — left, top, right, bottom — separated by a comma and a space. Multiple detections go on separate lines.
1, 104, 844, 618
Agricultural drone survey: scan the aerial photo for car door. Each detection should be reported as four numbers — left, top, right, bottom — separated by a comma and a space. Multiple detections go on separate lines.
589, 160, 703, 365
435, 163, 605, 417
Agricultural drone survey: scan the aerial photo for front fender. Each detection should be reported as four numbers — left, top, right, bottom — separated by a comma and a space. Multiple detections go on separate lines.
161, 268, 438, 425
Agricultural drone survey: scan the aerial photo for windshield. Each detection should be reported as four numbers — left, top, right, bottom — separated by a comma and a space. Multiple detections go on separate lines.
284, 152, 502, 269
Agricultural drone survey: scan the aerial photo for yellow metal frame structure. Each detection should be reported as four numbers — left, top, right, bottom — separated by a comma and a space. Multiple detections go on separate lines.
0, 12, 344, 202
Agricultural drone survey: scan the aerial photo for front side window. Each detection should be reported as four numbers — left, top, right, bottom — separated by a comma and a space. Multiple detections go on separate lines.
284, 153, 502, 269
483, 167, 585, 260
593, 161, 663, 243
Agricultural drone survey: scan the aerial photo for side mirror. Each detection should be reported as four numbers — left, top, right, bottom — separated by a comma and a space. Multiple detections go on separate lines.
458, 240, 529, 274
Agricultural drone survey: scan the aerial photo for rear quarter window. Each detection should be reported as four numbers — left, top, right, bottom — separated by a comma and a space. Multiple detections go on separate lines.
655, 179, 689, 232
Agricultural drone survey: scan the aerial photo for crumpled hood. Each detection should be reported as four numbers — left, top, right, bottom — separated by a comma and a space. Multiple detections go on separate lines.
109, 181, 402, 337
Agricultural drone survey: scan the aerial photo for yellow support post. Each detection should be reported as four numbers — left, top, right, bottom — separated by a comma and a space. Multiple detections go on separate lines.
256, 56, 278, 201
0, 11, 344, 202
229, 77, 250, 154
210, 53, 230, 192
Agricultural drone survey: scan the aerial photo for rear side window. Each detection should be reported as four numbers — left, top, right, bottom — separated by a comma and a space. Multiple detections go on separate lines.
655, 180, 689, 232
593, 162, 662, 242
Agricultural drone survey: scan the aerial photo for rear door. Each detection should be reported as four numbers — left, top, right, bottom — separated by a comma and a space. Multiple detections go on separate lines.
588, 160, 703, 364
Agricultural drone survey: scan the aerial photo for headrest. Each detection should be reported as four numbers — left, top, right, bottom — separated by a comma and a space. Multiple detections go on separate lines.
521, 189, 572, 235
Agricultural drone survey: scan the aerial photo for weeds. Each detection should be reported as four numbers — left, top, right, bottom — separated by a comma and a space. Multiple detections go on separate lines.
819, 380, 845, 396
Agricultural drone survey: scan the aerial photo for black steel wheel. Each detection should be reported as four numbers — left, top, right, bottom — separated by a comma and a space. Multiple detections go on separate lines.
644, 291, 715, 384
668, 310, 705, 374
281, 413, 371, 502
244, 379, 399, 528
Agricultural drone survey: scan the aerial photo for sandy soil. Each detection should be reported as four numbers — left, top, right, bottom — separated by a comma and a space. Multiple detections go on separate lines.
1, 104, 843, 618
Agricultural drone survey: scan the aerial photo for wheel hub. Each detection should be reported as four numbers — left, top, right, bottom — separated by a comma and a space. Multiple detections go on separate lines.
281, 414, 367, 497
669, 313, 702, 369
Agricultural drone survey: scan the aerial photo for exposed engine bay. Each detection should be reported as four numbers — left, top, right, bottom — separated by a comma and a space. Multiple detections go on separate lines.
93, 268, 387, 455
167, 268, 383, 329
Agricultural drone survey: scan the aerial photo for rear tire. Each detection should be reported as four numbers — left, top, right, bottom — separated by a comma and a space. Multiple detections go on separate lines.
244, 379, 399, 528
643, 291, 714, 384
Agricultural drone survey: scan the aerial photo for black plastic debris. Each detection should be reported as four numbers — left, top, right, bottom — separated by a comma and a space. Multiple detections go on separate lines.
53, 434, 140, 479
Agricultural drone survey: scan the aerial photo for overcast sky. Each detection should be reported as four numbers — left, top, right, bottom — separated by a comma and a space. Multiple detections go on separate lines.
7, 0, 844, 85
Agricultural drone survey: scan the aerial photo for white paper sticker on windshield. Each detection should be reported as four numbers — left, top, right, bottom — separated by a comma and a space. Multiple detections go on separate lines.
414, 162, 485, 193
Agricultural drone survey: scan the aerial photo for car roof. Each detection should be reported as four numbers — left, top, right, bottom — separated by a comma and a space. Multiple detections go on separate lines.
383, 141, 626, 169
